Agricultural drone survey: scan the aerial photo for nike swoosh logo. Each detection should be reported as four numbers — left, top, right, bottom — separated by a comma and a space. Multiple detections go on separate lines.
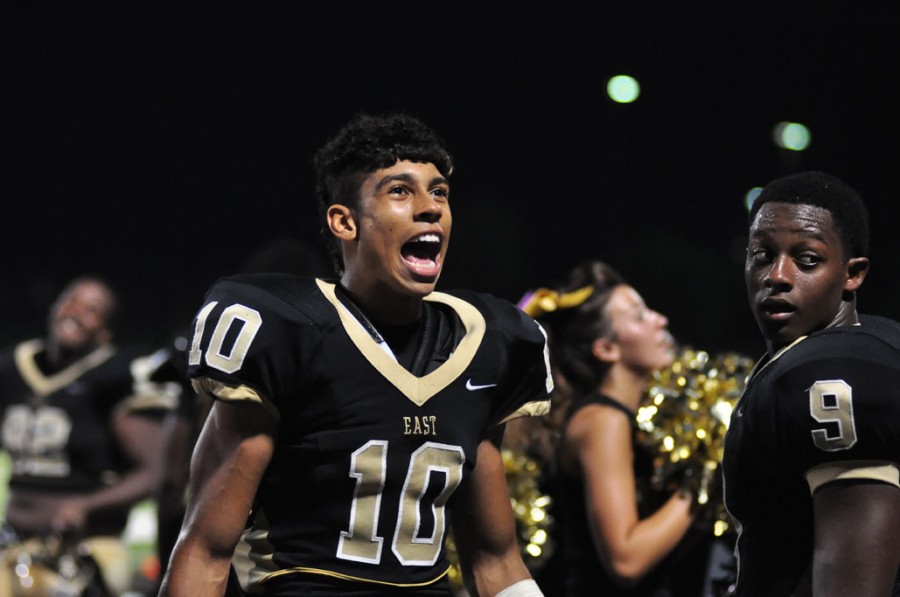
466, 379, 498, 391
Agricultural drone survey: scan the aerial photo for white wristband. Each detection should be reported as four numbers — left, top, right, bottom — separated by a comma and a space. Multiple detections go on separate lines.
495, 579, 544, 597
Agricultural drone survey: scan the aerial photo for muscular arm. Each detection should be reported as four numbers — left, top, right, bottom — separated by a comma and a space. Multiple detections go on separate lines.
451, 424, 536, 597
158, 399, 276, 597
566, 405, 694, 587
806, 481, 900, 597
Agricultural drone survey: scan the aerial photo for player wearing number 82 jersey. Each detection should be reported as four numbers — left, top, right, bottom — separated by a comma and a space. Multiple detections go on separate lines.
185, 273, 552, 593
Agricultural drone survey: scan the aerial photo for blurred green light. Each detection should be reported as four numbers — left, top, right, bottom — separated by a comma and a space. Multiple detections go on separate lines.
774, 121, 811, 151
607, 75, 640, 103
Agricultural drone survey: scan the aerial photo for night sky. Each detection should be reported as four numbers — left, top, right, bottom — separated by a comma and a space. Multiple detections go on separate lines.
3, 2, 899, 358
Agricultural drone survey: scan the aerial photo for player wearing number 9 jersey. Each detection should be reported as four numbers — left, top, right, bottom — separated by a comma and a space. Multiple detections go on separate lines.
723, 171, 900, 597
159, 113, 552, 597
723, 317, 900, 596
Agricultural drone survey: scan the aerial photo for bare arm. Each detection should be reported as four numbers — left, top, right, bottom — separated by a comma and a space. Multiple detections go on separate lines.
158, 400, 276, 597
806, 481, 900, 597
51, 411, 165, 531
156, 411, 197, 569
565, 405, 694, 587
451, 424, 535, 597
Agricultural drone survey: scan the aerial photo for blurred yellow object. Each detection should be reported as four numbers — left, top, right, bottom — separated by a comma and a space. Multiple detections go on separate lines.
445, 448, 556, 591
0, 532, 105, 597
637, 348, 754, 536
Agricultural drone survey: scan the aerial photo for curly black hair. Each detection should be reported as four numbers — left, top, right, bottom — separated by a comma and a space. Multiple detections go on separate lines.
313, 112, 454, 275
749, 171, 869, 258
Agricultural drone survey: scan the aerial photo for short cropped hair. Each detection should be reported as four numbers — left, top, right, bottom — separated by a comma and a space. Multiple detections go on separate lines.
749, 171, 869, 258
313, 113, 454, 275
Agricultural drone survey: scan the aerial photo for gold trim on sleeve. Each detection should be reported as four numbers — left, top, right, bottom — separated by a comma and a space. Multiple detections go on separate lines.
190, 377, 280, 422
806, 460, 899, 494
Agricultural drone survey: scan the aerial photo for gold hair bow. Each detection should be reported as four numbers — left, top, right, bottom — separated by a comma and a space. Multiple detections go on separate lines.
518, 285, 594, 318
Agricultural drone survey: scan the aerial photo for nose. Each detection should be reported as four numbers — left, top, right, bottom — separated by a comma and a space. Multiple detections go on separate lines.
764, 255, 793, 290
652, 309, 668, 328
413, 192, 444, 223
56, 298, 77, 318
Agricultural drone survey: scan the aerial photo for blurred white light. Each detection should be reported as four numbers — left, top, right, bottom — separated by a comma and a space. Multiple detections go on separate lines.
773, 121, 811, 151
607, 75, 640, 103
745, 186, 763, 212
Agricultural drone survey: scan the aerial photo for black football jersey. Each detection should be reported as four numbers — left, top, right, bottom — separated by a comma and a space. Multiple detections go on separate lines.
0, 340, 169, 495
722, 314, 900, 596
185, 274, 553, 593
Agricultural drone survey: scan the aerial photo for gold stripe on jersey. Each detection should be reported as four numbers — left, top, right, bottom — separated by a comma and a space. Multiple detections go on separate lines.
498, 397, 552, 425
232, 510, 277, 593
14, 339, 116, 398
317, 280, 486, 407
806, 460, 900, 493
260, 562, 451, 588
191, 377, 280, 422
116, 391, 178, 413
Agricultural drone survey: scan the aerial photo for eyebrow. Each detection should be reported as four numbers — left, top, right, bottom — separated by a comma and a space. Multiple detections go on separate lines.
376, 172, 449, 191
749, 226, 829, 243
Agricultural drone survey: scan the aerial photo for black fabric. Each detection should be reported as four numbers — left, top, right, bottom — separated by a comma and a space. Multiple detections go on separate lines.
723, 314, 900, 596
551, 393, 712, 597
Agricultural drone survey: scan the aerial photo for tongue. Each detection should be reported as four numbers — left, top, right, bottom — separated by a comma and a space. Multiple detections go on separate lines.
403, 254, 440, 277
404, 253, 434, 265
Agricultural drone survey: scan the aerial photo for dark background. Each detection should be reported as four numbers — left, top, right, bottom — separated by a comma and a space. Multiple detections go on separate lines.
3, 2, 899, 358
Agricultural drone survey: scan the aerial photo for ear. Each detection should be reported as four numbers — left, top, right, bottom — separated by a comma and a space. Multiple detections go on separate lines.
326, 204, 357, 241
591, 336, 620, 364
844, 256, 869, 292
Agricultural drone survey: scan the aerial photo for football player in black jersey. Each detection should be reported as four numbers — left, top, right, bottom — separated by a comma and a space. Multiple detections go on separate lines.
159, 113, 553, 597
0, 276, 170, 595
723, 171, 900, 596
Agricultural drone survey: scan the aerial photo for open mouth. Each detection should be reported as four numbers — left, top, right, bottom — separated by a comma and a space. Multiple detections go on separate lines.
57, 317, 82, 335
760, 298, 794, 320
401, 233, 442, 278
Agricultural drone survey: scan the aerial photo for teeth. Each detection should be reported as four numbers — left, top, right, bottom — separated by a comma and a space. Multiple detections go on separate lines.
412, 233, 440, 243
59, 319, 80, 333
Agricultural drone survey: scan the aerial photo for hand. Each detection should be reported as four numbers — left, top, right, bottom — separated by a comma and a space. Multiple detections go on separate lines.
50, 498, 89, 532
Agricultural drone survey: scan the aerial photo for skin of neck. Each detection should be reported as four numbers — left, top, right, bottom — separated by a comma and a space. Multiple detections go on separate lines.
598, 362, 653, 411
766, 298, 859, 356
339, 272, 425, 326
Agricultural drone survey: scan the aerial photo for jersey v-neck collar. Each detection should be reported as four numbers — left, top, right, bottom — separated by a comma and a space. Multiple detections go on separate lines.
316, 279, 486, 406
14, 339, 116, 399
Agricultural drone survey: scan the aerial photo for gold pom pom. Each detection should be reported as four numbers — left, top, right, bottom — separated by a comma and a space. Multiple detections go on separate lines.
444, 448, 556, 591
636, 348, 754, 536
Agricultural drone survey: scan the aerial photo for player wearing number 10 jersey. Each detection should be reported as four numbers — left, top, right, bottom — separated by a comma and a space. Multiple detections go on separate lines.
184, 274, 551, 593
723, 171, 900, 597
160, 113, 552, 597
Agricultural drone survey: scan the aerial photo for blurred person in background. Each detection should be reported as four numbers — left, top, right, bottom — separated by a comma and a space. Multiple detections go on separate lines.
511, 260, 719, 597
0, 275, 170, 595
133, 236, 332, 587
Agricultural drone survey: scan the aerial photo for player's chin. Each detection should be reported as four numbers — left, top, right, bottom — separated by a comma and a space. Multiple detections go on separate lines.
55, 331, 90, 351
760, 320, 802, 349
405, 276, 440, 296
400, 262, 442, 293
